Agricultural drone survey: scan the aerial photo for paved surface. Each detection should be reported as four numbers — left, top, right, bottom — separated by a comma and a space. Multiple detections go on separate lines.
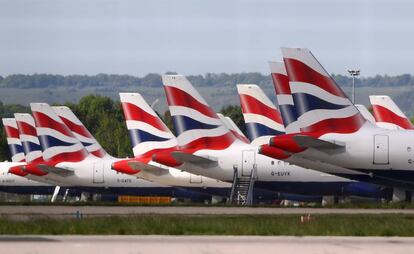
0, 236, 413, 254
1, 206, 414, 218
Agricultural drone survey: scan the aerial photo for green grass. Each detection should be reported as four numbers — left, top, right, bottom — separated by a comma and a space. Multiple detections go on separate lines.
1, 214, 414, 236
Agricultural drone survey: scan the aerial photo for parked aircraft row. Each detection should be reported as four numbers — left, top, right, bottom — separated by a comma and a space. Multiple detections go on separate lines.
1, 47, 413, 204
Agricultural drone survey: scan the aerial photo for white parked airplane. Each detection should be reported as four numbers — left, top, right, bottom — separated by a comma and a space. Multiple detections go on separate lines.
159, 74, 389, 199
8, 103, 209, 199
111, 92, 232, 197
267, 48, 414, 200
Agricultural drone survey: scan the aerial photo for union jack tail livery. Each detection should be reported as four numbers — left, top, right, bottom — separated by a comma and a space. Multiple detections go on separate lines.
369, 95, 414, 130
237, 84, 284, 145
216, 113, 249, 144
162, 75, 238, 151
52, 106, 108, 158
281, 48, 366, 135
355, 104, 376, 124
269, 61, 300, 134
119, 92, 177, 161
2, 118, 25, 162
14, 113, 43, 163
31, 103, 88, 163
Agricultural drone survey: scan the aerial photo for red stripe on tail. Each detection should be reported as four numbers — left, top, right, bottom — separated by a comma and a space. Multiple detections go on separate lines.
284, 58, 346, 97
372, 105, 414, 129
164, 86, 217, 119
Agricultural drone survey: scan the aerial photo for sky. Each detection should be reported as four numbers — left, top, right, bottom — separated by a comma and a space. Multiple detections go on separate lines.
0, 0, 413, 77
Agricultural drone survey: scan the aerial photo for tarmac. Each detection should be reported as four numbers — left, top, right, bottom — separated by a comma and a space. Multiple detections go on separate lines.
0, 235, 413, 254
1, 205, 414, 219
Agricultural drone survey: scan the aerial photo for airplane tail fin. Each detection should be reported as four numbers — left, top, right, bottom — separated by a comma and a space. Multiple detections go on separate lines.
236, 84, 284, 145
281, 47, 366, 135
14, 113, 43, 163
30, 103, 88, 163
52, 106, 108, 158
355, 104, 376, 124
162, 75, 237, 151
216, 113, 249, 144
2, 118, 25, 162
119, 92, 178, 160
269, 61, 300, 133
369, 95, 414, 130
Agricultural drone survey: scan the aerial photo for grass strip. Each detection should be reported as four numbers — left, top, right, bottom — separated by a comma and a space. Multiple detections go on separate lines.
1, 214, 414, 236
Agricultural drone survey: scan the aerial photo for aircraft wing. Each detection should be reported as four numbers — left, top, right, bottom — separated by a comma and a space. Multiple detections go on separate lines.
171, 151, 218, 165
127, 161, 169, 176
38, 165, 74, 177
293, 135, 345, 153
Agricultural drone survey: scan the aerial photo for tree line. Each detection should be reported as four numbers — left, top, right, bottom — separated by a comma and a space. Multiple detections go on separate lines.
1, 73, 414, 89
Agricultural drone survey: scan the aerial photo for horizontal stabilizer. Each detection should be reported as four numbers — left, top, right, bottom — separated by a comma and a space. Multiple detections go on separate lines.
127, 161, 168, 176
171, 151, 217, 165
37, 165, 74, 177
293, 135, 345, 152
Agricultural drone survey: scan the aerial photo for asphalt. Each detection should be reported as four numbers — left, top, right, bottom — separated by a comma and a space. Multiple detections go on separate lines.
0, 206, 413, 220
0, 236, 413, 254
1, 205, 414, 218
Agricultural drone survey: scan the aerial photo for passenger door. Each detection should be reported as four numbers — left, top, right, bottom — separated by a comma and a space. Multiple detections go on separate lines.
242, 150, 255, 176
93, 161, 105, 183
373, 135, 389, 164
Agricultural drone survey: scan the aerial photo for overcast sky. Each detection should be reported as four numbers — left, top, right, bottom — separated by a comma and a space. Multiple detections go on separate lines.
0, 0, 413, 77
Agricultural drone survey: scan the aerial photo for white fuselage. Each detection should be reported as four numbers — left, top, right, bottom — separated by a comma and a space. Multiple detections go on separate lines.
177, 141, 355, 184
23, 156, 167, 189
287, 122, 414, 188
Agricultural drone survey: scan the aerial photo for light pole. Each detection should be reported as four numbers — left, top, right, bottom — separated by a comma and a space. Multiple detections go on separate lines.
348, 69, 360, 104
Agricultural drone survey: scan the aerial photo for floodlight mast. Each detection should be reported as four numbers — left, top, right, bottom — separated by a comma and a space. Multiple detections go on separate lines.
348, 69, 360, 104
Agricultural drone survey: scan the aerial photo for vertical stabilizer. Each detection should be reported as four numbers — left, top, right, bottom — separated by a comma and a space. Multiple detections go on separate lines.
369, 95, 414, 130
237, 84, 284, 145
281, 47, 365, 135
30, 103, 88, 163
14, 113, 43, 163
162, 75, 237, 151
52, 106, 108, 158
2, 118, 25, 162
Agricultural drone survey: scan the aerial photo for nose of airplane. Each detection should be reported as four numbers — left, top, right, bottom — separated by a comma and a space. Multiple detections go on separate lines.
111, 160, 140, 175
8, 165, 29, 177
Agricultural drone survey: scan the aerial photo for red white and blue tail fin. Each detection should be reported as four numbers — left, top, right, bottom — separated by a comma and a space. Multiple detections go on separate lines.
281, 48, 366, 135
52, 106, 108, 158
268, 61, 300, 134
217, 113, 249, 144
355, 104, 376, 124
237, 84, 285, 145
119, 92, 177, 159
2, 118, 25, 162
30, 103, 88, 163
162, 75, 238, 151
14, 113, 43, 163
369, 95, 414, 130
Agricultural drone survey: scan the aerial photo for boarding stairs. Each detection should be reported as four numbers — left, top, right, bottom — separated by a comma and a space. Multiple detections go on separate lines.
228, 165, 257, 206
